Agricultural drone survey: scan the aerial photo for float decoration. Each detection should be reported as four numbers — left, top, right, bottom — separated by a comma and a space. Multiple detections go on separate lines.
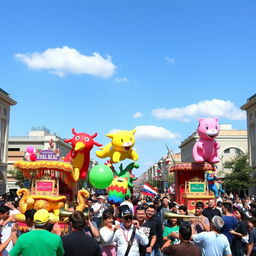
107, 162, 138, 205
206, 171, 225, 198
96, 129, 139, 163
64, 128, 102, 180
88, 164, 114, 189
192, 118, 220, 163
14, 143, 89, 223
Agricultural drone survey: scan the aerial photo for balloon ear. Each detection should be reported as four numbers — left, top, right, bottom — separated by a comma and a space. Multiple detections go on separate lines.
198, 118, 203, 123
214, 118, 219, 123
72, 128, 77, 135
130, 129, 136, 135
106, 133, 114, 139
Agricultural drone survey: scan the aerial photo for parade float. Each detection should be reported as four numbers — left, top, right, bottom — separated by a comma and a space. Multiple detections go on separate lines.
14, 129, 102, 223
169, 118, 224, 211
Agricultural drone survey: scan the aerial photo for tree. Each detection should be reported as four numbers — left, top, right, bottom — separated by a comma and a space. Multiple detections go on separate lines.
223, 154, 256, 196
8, 168, 26, 188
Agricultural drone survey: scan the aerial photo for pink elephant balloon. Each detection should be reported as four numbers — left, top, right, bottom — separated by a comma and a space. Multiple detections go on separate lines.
192, 118, 220, 163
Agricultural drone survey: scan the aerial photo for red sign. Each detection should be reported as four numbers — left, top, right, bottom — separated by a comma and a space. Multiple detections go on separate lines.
37, 181, 53, 191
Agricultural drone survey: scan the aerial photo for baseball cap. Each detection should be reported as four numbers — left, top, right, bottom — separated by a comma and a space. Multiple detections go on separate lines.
33, 209, 50, 225
98, 195, 105, 199
211, 215, 224, 232
121, 208, 133, 218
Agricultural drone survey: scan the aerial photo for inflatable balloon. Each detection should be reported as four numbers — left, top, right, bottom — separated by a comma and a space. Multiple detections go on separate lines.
64, 128, 102, 179
89, 164, 114, 189
192, 118, 220, 163
26, 146, 34, 154
113, 162, 138, 196
96, 129, 139, 163
108, 177, 128, 205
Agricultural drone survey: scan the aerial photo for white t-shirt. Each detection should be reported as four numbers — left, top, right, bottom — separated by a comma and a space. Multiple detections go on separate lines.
1, 222, 14, 256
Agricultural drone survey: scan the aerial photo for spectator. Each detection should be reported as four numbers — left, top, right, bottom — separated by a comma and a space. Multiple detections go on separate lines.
221, 202, 238, 245
158, 197, 170, 225
191, 201, 210, 234
135, 207, 156, 256
24, 209, 36, 231
192, 215, 232, 256
100, 211, 119, 256
202, 198, 221, 222
163, 217, 180, 245
162, 224, 201, 256
230, 208, 248, 256
246, 217, 256, 256
92, 195, 109, 228
112, 208, 148, 256
10, 209, 64, 256
0, 204, 15, 256
145, 205, 163, 256
62, 211, 101, 256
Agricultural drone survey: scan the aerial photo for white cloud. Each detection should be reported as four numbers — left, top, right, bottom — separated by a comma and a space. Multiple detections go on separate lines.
114, 77, 129, 83
14, 46, 116, 78
108, 126, 178, 140
152, 99, 246, 122
133, 112, 143, 118
135, 125, 178, 140
165, 57, 175, 64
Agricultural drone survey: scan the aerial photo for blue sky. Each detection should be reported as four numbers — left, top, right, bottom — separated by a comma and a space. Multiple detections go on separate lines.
1, 0, 256, 176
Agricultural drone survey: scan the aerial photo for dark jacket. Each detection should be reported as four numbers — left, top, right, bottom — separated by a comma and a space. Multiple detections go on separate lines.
62, 231, 101, 256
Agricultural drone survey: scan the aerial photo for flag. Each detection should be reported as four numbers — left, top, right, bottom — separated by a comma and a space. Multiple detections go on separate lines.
141, 183, 158, 197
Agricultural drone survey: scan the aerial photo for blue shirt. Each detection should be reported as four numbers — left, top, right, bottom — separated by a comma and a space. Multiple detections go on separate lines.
192, 231, 231, 256
221, 216, 238, 243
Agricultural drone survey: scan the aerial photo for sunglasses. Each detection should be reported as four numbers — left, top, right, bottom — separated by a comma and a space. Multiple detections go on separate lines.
124, 216, 133, 221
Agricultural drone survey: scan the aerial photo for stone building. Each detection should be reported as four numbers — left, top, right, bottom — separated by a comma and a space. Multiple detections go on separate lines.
0, 89, 16, 194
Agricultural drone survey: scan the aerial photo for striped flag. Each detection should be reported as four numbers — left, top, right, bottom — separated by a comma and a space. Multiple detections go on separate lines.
141, 183, 158, 197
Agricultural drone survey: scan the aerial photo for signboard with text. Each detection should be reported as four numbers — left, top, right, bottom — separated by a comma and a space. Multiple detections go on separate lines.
189, 182, 205, 193
37, 150, 59, 161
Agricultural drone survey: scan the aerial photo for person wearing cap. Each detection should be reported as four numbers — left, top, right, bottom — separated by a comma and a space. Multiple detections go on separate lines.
120, 195, 134, 215
192, 215, 232, 256
9, 209, 64, 256
112, 208, 149, 256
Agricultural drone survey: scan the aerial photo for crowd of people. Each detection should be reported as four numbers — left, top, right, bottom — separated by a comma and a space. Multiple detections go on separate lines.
0, 192, 256, 256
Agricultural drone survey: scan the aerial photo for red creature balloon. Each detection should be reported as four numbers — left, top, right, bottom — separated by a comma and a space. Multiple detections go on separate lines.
64, 128, 102, 179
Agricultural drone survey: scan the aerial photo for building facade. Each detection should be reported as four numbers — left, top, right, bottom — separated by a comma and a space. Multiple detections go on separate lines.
241, 94, 256, 168
0, 89, 16, 194
146, 152, 181, 192
179, 124, 248, 176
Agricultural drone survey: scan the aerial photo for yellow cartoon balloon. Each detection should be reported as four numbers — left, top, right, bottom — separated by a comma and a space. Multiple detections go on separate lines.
96, 129, 139, 163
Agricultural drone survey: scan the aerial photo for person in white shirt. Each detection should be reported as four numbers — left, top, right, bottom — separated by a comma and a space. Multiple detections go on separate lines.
0, 205, 15, 256
113, 208, 148, 256
120, 195, 134, 215
92, 195, 109, 228
100, 210, 119, 256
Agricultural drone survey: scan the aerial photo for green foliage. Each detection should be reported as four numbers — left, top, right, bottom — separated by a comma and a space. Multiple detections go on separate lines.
223, 154, 256, 193
8, 168, 26, 188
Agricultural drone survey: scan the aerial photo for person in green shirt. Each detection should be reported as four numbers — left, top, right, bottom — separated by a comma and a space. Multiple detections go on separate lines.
9, 209, 64, 256
163, 217, 180, 245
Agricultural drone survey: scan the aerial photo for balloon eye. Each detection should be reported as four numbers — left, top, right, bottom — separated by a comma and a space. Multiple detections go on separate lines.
84, 137, 90, 142
206, 126, 208, 130
121, 138, 123, 143
75, 136, 80, 140
216, 126, 218, 129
